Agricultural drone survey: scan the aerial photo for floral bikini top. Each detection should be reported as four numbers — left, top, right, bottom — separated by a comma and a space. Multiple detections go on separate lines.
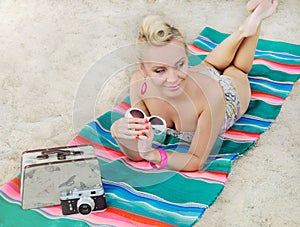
165, 128, 195, 143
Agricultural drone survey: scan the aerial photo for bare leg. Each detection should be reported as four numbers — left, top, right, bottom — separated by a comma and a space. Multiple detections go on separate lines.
232, 0, 279, 73
203, 0, 278, 73
239, 0, 279, 37
233, 25, 261, 73
203, 31, 244, 72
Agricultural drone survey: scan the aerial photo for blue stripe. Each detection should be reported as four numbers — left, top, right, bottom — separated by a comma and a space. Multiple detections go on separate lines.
255, 49, 300, 60
103, 181, 206, 226
104, 182, 205, 212
237, 116, 272, 128
249, 77, 293, 91
194, 37, 300, 60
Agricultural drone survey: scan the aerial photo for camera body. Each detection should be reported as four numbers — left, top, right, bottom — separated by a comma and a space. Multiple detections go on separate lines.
60, 185, 107, 215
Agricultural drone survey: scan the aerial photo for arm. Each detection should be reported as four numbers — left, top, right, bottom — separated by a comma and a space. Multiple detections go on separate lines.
141, 106, 223, 171
110, 71, 149, 161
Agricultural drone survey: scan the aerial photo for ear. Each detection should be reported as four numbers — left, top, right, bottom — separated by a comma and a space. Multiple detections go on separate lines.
139, 64, 147, 78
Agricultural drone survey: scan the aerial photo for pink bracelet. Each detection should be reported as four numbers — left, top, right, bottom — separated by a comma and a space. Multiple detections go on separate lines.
150, 148, 168, 170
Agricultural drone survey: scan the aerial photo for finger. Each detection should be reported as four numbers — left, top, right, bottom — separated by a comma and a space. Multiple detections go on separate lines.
138, 131, 149, 140
118, 128, 150, 139
138, 135, 149, 140
115, 133, 138, 140
125, 117, 149, 124
127, 123, 149, 131
126, 120, 151, 131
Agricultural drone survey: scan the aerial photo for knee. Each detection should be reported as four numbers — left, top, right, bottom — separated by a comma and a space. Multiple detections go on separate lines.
233, 63, 252, 74
203, 58, 231, 72
223, 65, 249, 78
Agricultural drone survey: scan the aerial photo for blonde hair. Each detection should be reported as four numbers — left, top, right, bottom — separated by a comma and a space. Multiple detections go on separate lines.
137, 15, 187, 61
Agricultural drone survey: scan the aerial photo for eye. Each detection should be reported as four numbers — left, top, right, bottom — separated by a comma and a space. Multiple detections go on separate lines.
177, 61, 185, 69
154, 68, 165, 74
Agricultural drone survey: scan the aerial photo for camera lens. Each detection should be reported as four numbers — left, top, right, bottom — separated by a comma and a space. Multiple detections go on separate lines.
77, 197, 95, 215
78, 203, 92, 215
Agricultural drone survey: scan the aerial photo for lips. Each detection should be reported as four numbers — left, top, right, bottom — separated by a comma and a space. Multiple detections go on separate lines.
166, 83, 181, 91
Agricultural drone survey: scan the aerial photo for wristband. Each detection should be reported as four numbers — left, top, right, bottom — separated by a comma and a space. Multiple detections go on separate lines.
150, 148, 168, 170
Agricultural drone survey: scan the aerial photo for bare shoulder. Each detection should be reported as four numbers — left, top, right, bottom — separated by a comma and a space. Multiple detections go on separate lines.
189, 62, 207, 71
187, 69, 225, 111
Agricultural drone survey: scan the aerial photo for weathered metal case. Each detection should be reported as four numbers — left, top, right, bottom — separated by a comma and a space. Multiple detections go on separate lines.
21, 145, 102, 210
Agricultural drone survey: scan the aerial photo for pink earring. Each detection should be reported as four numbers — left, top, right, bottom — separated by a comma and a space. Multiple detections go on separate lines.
140, 80, 147, 95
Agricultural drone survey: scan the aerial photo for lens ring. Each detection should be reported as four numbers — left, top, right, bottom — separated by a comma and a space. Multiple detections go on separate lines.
130, 109, 145, 118
149, 116, 166, 135
77, 197, 95, 215
78, 203, 92, 215
125, 108, 146, 119
149, 116, 164, 125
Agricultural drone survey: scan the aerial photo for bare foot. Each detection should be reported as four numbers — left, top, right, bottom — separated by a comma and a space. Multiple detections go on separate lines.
240, 0, 279, 37
246, 0, 264, 12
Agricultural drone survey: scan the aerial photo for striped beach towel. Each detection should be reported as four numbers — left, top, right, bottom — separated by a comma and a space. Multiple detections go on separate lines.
1, 27, 299, 227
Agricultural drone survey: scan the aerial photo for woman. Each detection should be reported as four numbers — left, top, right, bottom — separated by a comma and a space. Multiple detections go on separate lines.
111, 0, 279, 171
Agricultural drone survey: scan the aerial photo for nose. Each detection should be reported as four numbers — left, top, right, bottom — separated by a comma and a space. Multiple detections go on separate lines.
167, 68, 180, 83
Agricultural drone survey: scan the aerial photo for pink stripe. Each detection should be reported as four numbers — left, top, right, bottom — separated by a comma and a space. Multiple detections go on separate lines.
188, 44, 209, 55
222, 130, 260, 142
0, 176, 153, 227
69, 136, 125, 161
113, 102, 130, 114
251, 92, 285, 105
94, 146, 124, 160
253, 58, 300, 74
40, 206, 142, 227
188, 45, 300, 75
182, 171, 228, 184
1, 181, 21, 201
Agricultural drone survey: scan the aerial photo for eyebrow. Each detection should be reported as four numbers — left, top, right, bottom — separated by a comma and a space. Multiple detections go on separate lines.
175, 57, 185, 64
150, 57, 185, 69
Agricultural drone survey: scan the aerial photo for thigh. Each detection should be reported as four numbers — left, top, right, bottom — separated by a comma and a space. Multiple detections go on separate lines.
223, 66, 251, 117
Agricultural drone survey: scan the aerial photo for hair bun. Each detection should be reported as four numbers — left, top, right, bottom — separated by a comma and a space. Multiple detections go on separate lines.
138, 15, 182, 46
136, 15, 186, 61
157, 29, 165, 38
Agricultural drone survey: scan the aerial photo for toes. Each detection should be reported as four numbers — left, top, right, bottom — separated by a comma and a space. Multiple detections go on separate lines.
272, 0, 279, 12
246, 0, 264, 12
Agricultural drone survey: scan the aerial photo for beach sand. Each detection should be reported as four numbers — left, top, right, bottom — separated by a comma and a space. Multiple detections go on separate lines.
0, 0, 299, 226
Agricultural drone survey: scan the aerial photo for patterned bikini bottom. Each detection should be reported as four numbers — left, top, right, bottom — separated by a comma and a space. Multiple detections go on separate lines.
199, 66, 241, 134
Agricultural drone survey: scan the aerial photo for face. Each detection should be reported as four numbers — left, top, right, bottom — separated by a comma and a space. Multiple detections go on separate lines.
140, 39, 188, 98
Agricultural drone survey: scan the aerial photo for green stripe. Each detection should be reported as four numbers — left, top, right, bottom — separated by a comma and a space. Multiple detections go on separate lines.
199, 27, 300, 55
230, 124, 267, 134
0, 196, 90, 227
100, 159, 223, 206
247, 100, 282, 120
250, 65, 300, 84
219, 140, 255, 156
96, 111, 123, 131
253, 54, 299, 65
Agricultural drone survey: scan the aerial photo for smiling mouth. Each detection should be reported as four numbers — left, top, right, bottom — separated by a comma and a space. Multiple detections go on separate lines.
167, 83, 181, 91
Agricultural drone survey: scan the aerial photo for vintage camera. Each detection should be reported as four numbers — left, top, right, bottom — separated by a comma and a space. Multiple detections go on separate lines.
60, 185, 107, 215
21, 145, 103, 210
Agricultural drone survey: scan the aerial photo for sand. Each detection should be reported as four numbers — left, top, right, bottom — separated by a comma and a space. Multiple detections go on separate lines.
0, 0, 299, 226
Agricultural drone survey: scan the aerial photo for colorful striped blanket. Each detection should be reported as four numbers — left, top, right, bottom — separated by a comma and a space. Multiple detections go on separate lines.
1, 27, 299, 227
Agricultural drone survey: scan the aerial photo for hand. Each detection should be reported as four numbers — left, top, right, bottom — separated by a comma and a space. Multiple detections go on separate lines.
111, 117, 150, 140
111, 117, 151, 152
137, 126, 159, 163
